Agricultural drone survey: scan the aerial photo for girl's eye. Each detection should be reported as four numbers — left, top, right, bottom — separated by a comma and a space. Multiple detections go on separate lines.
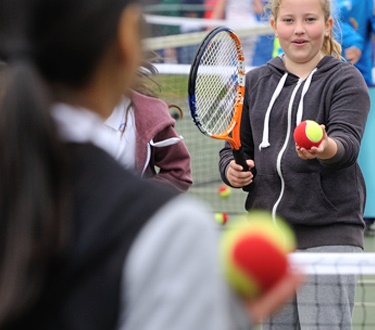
282, 18, 293, 23
306, 17, 317, 22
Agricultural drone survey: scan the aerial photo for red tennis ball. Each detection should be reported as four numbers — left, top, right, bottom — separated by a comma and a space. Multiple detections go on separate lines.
293, 120, 323, 149
218, 185, 232, 199
215, 212, 229, 225
220, 211, 296, 298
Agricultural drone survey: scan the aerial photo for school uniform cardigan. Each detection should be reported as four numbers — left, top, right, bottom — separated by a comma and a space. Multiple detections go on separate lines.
14, 142, 176, 329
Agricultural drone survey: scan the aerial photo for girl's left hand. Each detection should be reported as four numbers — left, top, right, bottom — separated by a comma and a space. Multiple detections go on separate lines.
295, 125, 335, 160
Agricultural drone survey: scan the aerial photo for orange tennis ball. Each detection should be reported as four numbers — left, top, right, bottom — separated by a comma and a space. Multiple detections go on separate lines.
220, 211, 296, 298
218, 185, 232, 198
215, 212, 229, 225
293, 120, 323, 149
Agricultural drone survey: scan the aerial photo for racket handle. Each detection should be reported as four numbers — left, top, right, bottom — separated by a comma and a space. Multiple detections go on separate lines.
232, 148, 249, 171
232, 148, 256, 175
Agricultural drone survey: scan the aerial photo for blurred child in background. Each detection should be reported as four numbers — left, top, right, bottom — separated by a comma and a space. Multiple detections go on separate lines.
211, 0, 258, 65
104, 55, 192, 192
334, 0, 375, 85
252, 0, 274, 66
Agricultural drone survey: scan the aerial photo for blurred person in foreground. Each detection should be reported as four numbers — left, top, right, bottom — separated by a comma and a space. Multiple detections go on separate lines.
0, 0, 302, 329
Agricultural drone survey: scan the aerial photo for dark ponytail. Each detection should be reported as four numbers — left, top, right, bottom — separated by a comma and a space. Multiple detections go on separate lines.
0, 60, 71, 325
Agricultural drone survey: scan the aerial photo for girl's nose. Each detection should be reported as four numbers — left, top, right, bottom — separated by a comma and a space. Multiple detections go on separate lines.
294, 21, 305, 34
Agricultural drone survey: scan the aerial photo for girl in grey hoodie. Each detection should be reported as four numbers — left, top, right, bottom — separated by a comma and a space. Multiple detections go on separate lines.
219, 0, 370, 328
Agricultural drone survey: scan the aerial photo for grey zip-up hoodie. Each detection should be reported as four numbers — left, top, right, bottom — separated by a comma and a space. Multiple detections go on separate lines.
219, 56, 370, 249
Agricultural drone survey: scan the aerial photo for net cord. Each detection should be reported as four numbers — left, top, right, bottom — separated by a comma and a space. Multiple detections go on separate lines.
289, 253, 375, 275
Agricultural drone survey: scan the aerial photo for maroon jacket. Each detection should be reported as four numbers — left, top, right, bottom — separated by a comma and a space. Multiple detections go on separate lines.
132, 91, 192, 192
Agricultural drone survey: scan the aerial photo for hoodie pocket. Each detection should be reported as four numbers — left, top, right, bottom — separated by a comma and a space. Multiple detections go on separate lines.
245, 174, 281, 211
279, 172, 339, 225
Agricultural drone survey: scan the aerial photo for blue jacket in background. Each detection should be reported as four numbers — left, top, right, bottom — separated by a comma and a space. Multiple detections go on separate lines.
335, 0, 375, 85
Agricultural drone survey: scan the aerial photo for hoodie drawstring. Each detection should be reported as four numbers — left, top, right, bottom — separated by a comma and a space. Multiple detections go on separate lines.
140, 136, 184, 177
149, 136, 184, 148
259, 73, 288, 150
295, 68, 318, 126
259, 68, 318, 151
270, 69, 318, 223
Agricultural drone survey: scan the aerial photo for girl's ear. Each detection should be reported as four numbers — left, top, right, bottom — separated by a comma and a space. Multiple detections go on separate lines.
325, 16, 333, 37
117, 5, 142, 74
270, 17, 277, 35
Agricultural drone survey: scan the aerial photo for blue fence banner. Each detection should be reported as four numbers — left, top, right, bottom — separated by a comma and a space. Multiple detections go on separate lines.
358, 87, 375, 218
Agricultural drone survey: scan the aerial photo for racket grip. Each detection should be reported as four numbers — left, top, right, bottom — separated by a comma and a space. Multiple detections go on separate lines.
232, 148, 249, 171
232, 148, 255, 175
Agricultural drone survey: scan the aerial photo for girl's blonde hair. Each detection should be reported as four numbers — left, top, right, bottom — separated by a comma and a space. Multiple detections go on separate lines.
266, 0, 343, 59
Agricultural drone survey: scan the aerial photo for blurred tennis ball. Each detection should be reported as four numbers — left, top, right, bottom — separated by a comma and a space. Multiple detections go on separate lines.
218, 185, 232, 199
293, 120, 323, 149
215, 212, 229, 225
220, 210, 296, 298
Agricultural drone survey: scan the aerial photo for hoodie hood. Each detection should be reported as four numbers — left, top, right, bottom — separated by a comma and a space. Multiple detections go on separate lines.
267, 55, 344, 78
131, 90, 175, 139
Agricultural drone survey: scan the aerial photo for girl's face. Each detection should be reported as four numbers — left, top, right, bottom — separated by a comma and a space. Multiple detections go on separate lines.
270, 0, 332, 68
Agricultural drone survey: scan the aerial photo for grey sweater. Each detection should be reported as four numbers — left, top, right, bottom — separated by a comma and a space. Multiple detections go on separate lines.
219, 56, 370, 249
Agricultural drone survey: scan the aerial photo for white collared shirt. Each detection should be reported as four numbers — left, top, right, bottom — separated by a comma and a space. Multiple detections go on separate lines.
51, 102, 118, 159
104, 97, 137, 171
51, 100, 137, 171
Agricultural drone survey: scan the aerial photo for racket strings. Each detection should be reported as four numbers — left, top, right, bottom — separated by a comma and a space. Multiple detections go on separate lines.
195, 33, 239, 136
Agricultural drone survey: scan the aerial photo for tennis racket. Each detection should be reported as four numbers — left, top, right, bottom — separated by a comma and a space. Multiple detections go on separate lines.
188, 26, 252, 173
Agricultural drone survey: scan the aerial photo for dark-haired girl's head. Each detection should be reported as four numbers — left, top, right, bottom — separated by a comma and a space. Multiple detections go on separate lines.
1, 0, 142, 89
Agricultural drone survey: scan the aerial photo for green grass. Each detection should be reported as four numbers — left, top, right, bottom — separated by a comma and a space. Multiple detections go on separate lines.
153, 74, 189, 108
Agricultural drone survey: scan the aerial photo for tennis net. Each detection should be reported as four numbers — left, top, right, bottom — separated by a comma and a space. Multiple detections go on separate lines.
276, 253, 375, 330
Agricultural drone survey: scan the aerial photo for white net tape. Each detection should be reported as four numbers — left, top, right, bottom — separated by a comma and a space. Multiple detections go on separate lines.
290, 253, 375, 275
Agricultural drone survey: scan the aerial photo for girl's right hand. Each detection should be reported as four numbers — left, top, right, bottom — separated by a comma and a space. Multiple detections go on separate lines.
226, 159, 255, 187
245, 268, 305, 324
